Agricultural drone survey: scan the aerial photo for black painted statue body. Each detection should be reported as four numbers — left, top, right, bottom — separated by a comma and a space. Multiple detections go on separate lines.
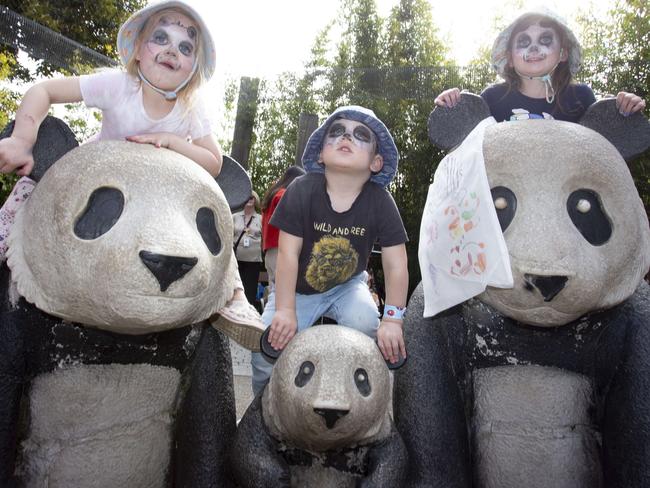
396, 282, 650, 487
394, 95, 650, 488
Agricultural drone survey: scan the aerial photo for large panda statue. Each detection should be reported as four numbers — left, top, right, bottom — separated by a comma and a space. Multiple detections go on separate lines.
231, 325, 407, 487
394, 95, 650, 488
0, 117, 250, 487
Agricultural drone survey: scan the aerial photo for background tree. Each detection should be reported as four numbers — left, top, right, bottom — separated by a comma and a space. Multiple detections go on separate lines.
0, 0, 145, 201
578, 0, 650, 213
379, 0, 449, 292
1, 0, 144, 81
247, 0, 455, 292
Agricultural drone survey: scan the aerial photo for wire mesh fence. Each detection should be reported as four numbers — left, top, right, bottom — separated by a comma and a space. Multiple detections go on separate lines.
0, 6, 117, 74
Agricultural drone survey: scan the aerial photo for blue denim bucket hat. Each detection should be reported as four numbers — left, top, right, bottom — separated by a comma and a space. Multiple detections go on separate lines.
301, 106, 399, 187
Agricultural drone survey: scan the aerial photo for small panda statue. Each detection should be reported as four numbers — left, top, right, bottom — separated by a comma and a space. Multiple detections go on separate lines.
394, 95, 650, 488
0, 117, 250, 487
231, 325, 407, 487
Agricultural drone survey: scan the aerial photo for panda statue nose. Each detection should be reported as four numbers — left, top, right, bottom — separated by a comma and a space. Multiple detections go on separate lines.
524, 274, 568, 302
314, 408, 349, 429
139, 250, 198, 292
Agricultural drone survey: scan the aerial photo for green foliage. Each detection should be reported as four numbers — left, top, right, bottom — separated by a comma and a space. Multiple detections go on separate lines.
243, 0, 650, 294
0, 0, 144, 201
0, 0, 146, 81
578, 0, 650, 214
247, 0, 458, 293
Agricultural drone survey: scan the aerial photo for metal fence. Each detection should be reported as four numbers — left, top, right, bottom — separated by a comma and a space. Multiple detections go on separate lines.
0, 6, 117, 74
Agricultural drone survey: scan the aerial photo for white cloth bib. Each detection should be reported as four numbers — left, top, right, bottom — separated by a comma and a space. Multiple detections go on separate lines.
419, 117, 513, 317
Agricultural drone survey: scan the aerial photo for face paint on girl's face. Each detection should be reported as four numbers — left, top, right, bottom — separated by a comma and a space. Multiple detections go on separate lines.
324, 119, 376, 151
144, 16, 197, 70
512, 23, 561, 64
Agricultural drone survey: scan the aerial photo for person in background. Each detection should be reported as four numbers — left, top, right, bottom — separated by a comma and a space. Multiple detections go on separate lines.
260, 166, 306, 290
233, 191, 263, 312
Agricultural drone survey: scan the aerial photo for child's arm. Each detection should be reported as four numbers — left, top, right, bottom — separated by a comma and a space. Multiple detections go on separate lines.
616, 91, 646, 116
267, 230, 302, 351
0, 78, 82, 176
434, 87, 462, 108
125, 132, 223, 177
378, 243, 408, 364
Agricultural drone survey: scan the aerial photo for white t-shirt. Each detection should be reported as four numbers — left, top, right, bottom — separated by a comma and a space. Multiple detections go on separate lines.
79, 69, 213, 142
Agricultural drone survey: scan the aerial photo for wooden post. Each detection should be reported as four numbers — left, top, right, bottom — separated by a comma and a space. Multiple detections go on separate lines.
294, 113, 318, 167
231, 77, 260, 169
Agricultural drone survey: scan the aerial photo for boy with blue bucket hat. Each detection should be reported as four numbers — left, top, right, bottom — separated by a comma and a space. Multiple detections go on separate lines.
251, 105, 408, 394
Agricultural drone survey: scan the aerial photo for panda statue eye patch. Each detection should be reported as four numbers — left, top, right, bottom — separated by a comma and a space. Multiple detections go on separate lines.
355, 368, 371, 396
74, 187, 124, 240
295, 361, 315, 387
567, 189, 612, 246
196, 207, 222, 255
491, 186, 517, 232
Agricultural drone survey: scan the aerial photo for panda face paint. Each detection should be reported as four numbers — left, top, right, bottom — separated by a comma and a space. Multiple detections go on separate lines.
137, 13, 198, 92
263, 326, 392, 452
325, 120, 376, 150
148, 15, 196, 53
479, 121, 650, 326
6, 140, 235, 333
509, 23, 564, 78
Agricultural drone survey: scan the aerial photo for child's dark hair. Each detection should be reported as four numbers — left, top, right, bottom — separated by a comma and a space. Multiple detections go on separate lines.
502, 14, 574, 113
261, 166, 306, 211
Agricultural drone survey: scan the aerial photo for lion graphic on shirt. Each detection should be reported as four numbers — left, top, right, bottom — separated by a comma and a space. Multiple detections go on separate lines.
306, 235, 358, 292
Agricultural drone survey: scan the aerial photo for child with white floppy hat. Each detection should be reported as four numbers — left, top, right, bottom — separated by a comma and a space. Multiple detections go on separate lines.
0, 0, 264, 345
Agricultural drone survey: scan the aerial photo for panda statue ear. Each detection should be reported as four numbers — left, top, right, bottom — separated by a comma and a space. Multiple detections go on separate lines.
215, 155, 252, 212
428, 92, 491, 151
0, 116, 79, 182
385, 353, 406, 370
579, 98, 650, 161
260, 328, 280, 363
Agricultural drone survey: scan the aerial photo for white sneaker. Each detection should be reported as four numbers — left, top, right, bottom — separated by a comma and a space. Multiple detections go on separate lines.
211, 299, 265, 352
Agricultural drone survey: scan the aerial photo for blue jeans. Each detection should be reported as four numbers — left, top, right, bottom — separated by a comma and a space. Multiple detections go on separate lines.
251, 271, 379, 395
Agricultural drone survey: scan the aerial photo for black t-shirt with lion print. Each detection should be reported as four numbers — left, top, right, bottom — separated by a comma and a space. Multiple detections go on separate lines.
270, 172, 408, 295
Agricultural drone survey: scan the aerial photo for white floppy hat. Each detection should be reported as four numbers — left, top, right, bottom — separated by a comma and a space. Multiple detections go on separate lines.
117, 0, 216, 81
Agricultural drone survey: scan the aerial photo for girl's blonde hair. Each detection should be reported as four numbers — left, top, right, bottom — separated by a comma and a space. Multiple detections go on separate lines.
124, 7, 206, 110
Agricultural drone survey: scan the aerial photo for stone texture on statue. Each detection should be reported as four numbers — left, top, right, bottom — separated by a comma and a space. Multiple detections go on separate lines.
0, 118, 243, 487
7, 140, 236, 331
478, 118, 649, 326
394, 95, 650, 488
231, 325, 407, 487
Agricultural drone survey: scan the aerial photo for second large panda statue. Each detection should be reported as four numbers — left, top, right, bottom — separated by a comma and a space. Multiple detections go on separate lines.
395, 95, 650, 488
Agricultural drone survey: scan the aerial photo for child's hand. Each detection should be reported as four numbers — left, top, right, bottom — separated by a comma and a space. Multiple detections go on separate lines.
0, 136, 35, 176
268, 308, 297, 351
377, 319, 406, 364
616, 92, 646, 116
126, 132, 180, 149
434, 88, 462, 108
